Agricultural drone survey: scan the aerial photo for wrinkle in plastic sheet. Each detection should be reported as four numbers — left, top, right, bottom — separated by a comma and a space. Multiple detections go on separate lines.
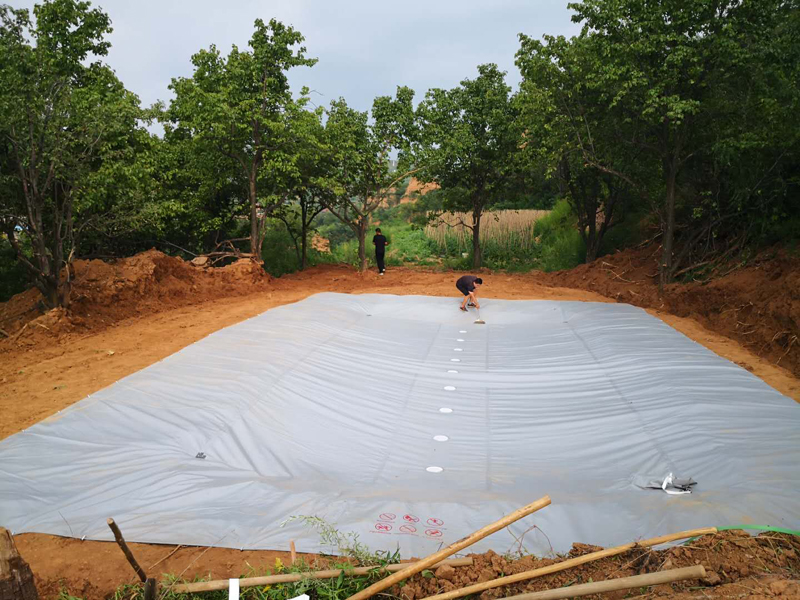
0, 293, 798, 555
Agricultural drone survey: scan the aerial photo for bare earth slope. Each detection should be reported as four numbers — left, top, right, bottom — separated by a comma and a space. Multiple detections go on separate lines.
549, 245, 800, 377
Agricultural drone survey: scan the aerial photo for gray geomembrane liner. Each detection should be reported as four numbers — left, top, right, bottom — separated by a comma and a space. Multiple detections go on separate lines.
1, 293, 798, 555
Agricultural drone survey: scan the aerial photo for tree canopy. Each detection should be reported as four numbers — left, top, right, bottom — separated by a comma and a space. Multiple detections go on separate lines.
415, 64, 524, 269
1, 0, 798, 305
165, 17, 317, 261
0, 0, 146, 307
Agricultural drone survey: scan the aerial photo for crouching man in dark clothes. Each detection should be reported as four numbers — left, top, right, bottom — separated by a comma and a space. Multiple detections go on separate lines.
455, 275, 482, 311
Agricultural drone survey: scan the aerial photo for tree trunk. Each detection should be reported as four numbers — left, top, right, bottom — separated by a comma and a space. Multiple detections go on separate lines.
357, 218, 368, 272
584, 199, 598, 263
31, 195, 58, 309
32, 278, 54, 311
249, 173, 262, 261
659, 159, 678, 292
585, 233, 601, 263
300, 222, 308, 270
0, 528, 38, 600
471, 207, 482, 270
300, 202, 308, 270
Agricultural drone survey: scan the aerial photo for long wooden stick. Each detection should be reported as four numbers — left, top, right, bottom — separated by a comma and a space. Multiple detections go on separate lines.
106, 518, 147, 582
171, 557, 474, 594
346, 495, 551, 600
500, 565, 706, 600
420, 526, 717, 600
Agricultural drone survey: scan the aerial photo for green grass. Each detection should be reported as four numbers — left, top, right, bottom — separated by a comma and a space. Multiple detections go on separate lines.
86, 518, 404, 600
530, 199, 586, 272
105, 558, 395, 600
262, 196, 593, 276
316, 219, 441, 270
320, 202, 588, 273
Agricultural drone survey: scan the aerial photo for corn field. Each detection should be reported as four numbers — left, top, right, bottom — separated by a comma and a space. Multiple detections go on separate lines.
424, 210, 550, 254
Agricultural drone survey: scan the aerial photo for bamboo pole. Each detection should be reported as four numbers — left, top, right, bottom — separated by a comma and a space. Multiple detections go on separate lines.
500, 565, 706, 600
290, 540, 297, 565
419, 527, 717, 600
106, 518, 147, 582
171, 557, 474, 594
346, 496, 551, 600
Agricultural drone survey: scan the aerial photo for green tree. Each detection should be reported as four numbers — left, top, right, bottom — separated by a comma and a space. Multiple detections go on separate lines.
416, 64, 523, 269
0, 0, 143, 307
564, 0, 798, 287
516, 34, 640, 262
146, 127, 245, 255
273, 110, 331, 270
322, 88, 418, 272
166, 18, 316, 262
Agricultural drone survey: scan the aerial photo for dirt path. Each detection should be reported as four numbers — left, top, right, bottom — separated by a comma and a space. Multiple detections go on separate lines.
1, 264, 798, 598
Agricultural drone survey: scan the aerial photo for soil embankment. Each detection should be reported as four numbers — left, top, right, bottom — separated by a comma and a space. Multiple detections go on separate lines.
549, 245, 800, 378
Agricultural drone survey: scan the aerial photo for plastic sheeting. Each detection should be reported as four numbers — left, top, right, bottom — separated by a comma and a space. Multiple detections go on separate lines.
1, 293, 798, 556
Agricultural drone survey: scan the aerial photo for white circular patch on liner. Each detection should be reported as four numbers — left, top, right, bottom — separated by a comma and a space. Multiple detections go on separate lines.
444, 386, 456, 391
439, 407, 453, 413
447, 370, 458, 373
459, 330, 467, 333
433, 435, 449, 442
457, 338, 465, 342
454, 348, 463, 352
426, 466, 444, 473
450, 358, 461, 362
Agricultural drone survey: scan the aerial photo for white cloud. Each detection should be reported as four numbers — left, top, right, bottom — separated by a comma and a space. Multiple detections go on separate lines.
11, 0, 581, 112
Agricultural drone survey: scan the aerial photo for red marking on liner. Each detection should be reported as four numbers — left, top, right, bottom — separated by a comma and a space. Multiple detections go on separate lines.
425, 529, 443, 537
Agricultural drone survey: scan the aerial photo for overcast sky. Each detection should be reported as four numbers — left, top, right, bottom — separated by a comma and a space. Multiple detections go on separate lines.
13, 0, 581, 113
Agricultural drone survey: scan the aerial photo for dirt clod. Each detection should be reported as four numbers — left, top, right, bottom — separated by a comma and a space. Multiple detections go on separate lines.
435, 563, 456, 581
392, 531, 800, 600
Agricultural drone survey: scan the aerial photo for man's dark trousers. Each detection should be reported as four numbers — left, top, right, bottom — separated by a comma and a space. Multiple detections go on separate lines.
376, 252, 385, 273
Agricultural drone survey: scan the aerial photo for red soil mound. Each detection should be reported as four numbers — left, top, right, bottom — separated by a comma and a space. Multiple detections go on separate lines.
549, 246, 800, 377
0, 250, 270, 347
401, 177, 438, 203
393, 530, 800, 600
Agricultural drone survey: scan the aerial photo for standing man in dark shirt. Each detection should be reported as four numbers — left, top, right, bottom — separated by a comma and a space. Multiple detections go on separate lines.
456, 275, 483, 311
372, 228, 389, 275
